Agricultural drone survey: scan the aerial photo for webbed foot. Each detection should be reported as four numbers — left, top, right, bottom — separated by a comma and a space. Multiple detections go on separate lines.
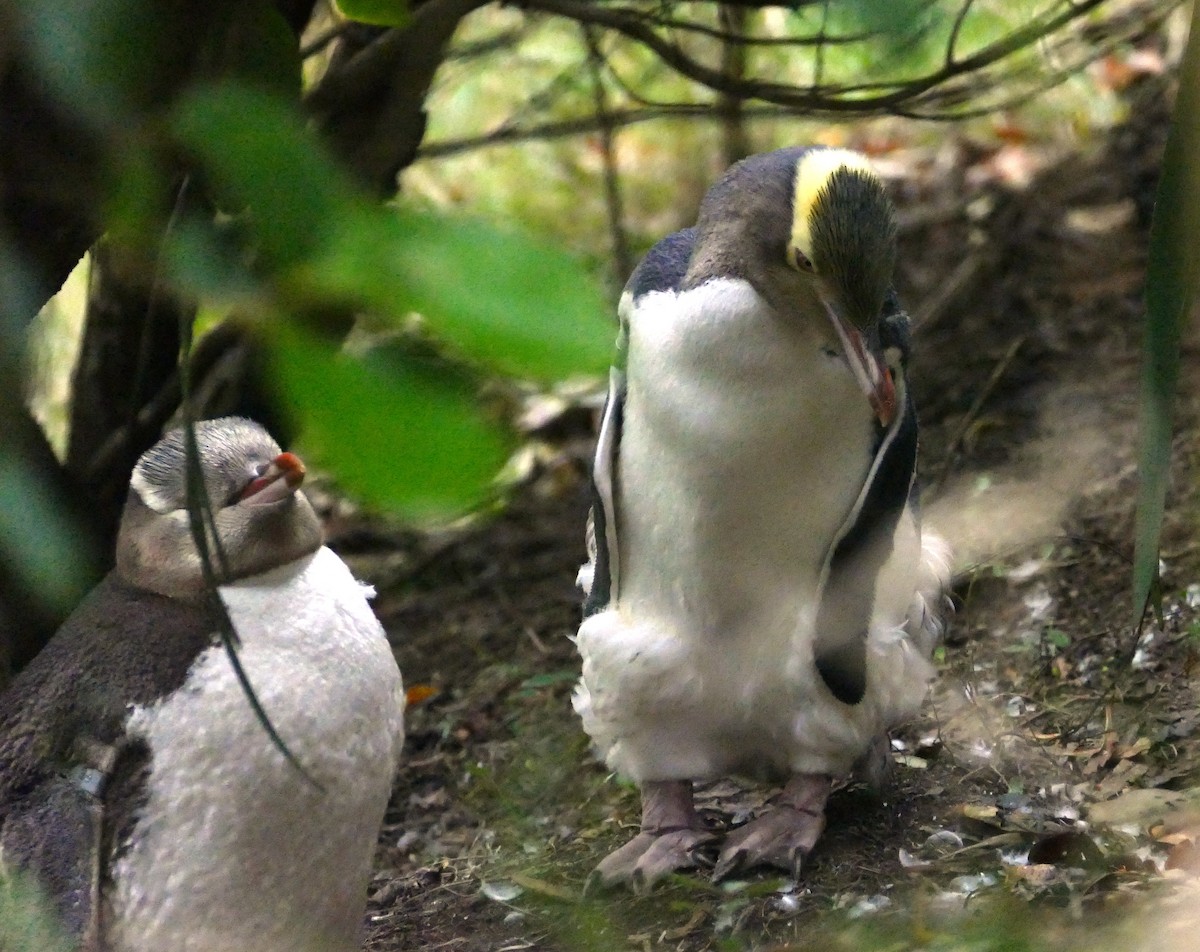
593, 827, 715, 890
590, 780, 714, 890
712, 774, 830, 881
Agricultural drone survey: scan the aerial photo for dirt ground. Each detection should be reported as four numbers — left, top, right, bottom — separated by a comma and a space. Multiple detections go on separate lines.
340, 72, 1200, 952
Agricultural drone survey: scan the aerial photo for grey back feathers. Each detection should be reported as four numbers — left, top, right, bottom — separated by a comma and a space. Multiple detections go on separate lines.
117, 417, 322, 598
684, 148, 810, 291
0, 575, 224, 935
626, 227, 697, 299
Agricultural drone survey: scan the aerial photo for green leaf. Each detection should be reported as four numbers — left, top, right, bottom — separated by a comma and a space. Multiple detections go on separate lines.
308, 207, 614, 381
164, 216, 264, 307
1134, 0, 1200, 627
19, 0, 295, 128
170, 84, 357, 268
333, 0, 410, 27
1045, 628, 1070, 650
266, 321, 511, 519
171, 82, 613, 384
0, 447, 96, 634
217, 2, 303, 100
832, 0, 936, 64
20, 0, 206, 127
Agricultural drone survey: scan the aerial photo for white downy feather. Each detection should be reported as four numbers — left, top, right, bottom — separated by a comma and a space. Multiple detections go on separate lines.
111, 546, 404, 952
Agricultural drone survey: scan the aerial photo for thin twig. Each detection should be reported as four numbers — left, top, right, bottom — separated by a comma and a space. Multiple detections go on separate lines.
583, 25, 633, 282
945, 0, 976, 69
934, 334, 1027, 491
157, 178, 320, 789
914, 251, 991, 334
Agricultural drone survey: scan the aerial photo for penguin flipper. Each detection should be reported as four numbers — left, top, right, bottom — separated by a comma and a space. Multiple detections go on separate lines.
812, 389, 919, 705
1, 765, 106, 946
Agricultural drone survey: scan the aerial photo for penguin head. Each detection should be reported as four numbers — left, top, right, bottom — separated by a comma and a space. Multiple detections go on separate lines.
688, 146, 899, 425
116, 417, 324, 597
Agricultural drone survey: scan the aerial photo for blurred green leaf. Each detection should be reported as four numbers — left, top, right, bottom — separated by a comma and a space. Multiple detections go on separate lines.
171, 82, 612, 383
0, 869, 73, 952
170, 84, 356, 267
0, 452, 94, 616
164, 215, 264, 308
334, 0, 411, 27
217, 3, 303, 100
309, 208, 614, 381
102, 146, 172, 258
18, 0, 297, 129
830, 0, 936, 66
20, 0, 197, 127
266, 321, 511, 519
1134, 0, 1200, 626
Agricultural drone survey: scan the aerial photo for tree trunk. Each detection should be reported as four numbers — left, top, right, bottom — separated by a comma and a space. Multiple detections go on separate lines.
64, 243, 189, 549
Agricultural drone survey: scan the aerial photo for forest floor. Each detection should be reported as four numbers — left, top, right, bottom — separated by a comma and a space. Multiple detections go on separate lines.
342, 74, 1200, 952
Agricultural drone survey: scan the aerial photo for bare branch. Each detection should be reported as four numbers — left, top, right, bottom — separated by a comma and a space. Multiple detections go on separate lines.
812, 0, 832, 91
945, 0, 976, 69
583, 26, 633, 281
510, 0, 1149, 117
305, 0, 492, 195
417, 103, 791, 158
446, 27, 529, 60
615, 5, 886, 47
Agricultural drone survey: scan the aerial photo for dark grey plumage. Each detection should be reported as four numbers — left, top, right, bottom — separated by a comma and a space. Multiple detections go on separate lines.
0, 578, 222, 937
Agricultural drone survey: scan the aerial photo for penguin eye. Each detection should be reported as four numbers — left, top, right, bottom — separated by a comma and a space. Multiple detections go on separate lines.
226, 464, 267, 506
788, 246, 815, 273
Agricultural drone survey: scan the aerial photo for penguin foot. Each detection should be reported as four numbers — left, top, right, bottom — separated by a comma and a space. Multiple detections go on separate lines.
712, 774, 831, 882
591, 827, 716, 890
590, 779, 714, 891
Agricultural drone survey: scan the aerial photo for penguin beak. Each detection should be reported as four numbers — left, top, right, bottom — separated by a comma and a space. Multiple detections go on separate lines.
820, 297, 897, 428
238, 452, 307, 505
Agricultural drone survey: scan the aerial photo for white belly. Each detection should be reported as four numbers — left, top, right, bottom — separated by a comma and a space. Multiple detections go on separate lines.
111, 546, 405, 952
617, 278, 873, 636
575, 279, 936, 780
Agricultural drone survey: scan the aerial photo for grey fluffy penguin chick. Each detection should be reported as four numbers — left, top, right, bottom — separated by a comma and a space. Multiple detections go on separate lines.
0, 417, 405, 952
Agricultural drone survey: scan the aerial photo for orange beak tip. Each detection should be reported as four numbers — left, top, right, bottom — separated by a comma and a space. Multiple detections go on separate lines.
274, 452, 307, 488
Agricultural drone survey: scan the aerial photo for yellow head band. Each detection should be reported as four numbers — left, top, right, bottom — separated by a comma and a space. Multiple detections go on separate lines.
790, 148, 880, 264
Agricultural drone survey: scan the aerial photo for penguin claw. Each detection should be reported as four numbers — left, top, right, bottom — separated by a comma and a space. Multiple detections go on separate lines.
711, 805, 825, 882
591, 829, 716, 891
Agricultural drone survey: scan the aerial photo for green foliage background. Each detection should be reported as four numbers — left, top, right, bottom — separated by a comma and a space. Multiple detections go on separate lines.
14, 0, 615, 528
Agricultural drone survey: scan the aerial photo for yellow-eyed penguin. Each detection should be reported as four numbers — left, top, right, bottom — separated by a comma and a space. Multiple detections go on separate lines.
0, 417, 405, 950
574, 146, 950, 887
